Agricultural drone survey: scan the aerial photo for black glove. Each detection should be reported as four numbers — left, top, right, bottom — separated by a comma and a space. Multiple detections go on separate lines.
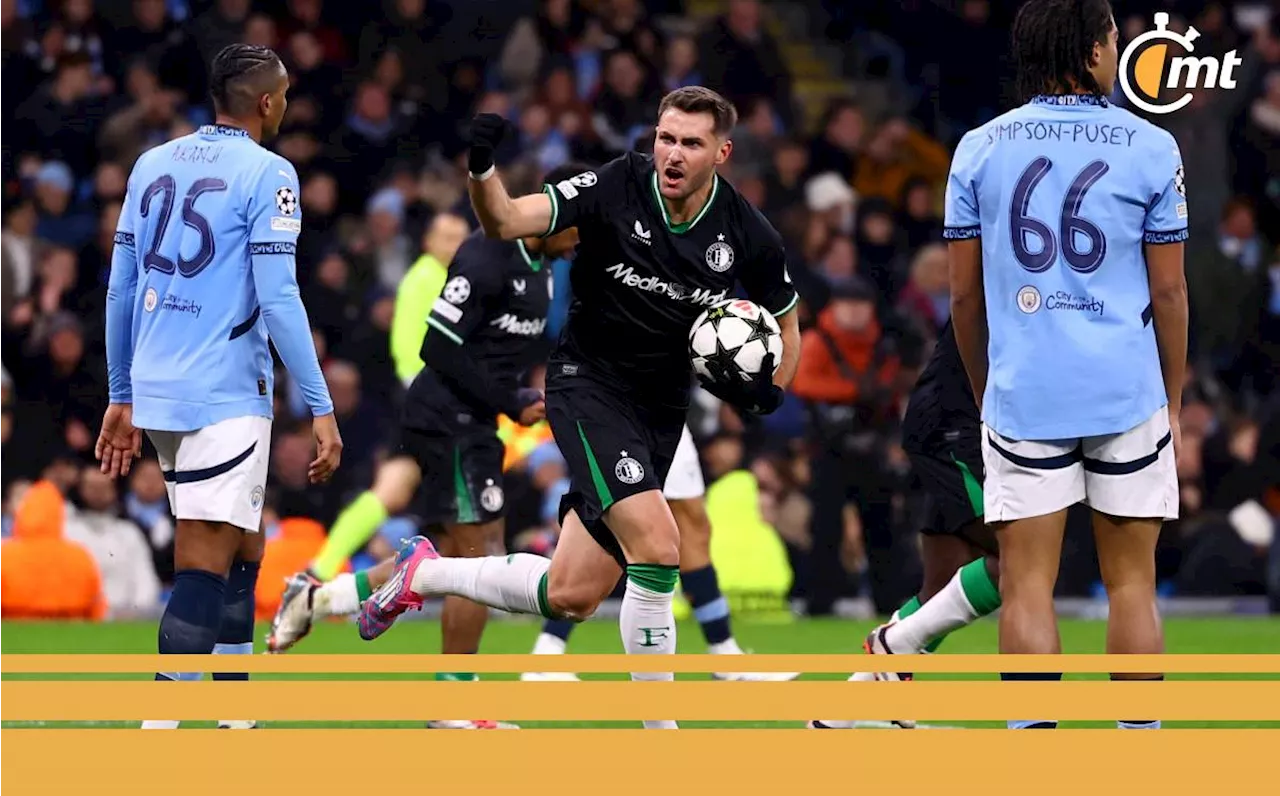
504, 387, 545, 425
467, 113, 513, 175
698, 353, 785, 416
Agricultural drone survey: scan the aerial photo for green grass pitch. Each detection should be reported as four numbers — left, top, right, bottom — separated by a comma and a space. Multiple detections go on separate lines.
4, 616, 1278, 729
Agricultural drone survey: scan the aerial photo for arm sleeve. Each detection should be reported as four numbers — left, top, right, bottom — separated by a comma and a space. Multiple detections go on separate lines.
105, 181, 139, 403
542, 155, 630, 237
740, 222, 800, 318
1142, 132, 1189, 244
248, 158, 334, 417
421, 241, 528, 418
943, 131, 983, 241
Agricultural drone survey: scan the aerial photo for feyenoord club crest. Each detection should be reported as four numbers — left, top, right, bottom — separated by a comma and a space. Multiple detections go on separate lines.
705, 234, 734, 273
615, 453, 645, 485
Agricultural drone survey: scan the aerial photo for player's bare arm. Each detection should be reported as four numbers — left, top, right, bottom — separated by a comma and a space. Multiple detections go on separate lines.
1144, 240, 1188, 457
773, 308, 801, 389
948, 237, 987, 403
466, 113, 554, 240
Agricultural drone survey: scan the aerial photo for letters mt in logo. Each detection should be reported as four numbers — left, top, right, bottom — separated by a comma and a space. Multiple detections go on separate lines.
1119, 12, 1242, 115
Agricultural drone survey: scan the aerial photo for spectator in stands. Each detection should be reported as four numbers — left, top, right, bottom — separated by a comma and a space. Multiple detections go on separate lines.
499, 0, 587, 91
1193, 199, 1267, 368
278, 0, 348, 65
763, 136, 808, 221
325, 359, 381, 486
1, 195, 41, 309
113, 0, 204, 102
1, 480, 106, 620
791, 277, 907, 615
64, 468, 161, 618
243, 13, 279, 49
285, 31, 343, 134
854, 197, 907, 304
853, 117, 950, 208
298, 171, 340, 266
357, 0, 445, 102
592, 48, 660, 154
123, 458, 175, 584
898, 177, 942, 252
699, 0, 794, 129
731, 98, 779, 178
15, 51, 105, 179
519, 101, 572, 173
662, 34, 702, 92
31, 161, 92, 248
897, 243, 950, 335
191, 0, 250, 67
97, 74, 183, 168
333, 82, 406, 208
807, 99, 863, 181
363, 187, 414, 290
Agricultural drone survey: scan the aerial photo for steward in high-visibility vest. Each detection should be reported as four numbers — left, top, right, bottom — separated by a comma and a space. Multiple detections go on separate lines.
498, 414, 555, 471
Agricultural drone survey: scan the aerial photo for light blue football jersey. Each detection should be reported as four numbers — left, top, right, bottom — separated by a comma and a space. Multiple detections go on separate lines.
106, 124, 333, 432
944, 95, 1187, 441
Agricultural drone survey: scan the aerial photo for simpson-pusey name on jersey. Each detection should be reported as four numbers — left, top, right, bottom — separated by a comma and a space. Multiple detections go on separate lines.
606, 263, 726, 307
986, 122, 1138, 147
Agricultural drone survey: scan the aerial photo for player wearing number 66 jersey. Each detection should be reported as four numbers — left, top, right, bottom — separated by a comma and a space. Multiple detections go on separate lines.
99, 44, 340, 727
946, 0, 1188, 730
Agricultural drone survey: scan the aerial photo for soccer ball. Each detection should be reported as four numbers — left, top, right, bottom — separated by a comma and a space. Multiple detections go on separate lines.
689, 298, 783, 383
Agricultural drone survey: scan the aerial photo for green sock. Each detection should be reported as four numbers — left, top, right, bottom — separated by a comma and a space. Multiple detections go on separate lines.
959, 558, 1002, 615
354, 570, 373, 603
312, 491, 388, 580
435, 672, 478, 682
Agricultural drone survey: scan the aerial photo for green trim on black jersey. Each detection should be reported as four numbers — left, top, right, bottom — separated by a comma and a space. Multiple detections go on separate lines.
576, 421, 614, 511
542, 184, 559, 237
517, 239, 542, 272
650, 172, 719, 234
454, 446, 478, 523
425, 315, 463, 345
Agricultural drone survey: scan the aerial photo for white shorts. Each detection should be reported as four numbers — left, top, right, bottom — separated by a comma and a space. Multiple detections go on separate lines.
147, 415, 272, 532
662, 425, 706, 501
982, 406, 1178, 523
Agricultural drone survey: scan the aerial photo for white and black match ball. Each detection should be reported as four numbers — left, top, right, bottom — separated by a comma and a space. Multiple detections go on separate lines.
689, 298, 783, 383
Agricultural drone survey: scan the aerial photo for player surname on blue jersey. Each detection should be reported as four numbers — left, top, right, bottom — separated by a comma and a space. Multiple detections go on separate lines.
105, 123, 333, 431
943, 93, 1187, 441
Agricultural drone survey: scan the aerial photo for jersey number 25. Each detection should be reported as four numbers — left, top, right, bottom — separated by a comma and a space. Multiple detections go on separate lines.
1010, 157, 1109, 275
140, 175, 229, 278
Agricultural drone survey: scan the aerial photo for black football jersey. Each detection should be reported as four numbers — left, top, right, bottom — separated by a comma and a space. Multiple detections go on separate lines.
901, 320, 979, 453
404, 231, 552, 429
542, 152, 798, 406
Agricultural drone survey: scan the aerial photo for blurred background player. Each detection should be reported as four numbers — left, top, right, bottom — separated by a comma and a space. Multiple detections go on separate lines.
359, 88, 801, 729
271, 166, 582, 727
98, 43, 340, 729
810, 321, 999, 729
948, 0, 1187, 730
300, 212, 471, 586
522, 426, 800, 682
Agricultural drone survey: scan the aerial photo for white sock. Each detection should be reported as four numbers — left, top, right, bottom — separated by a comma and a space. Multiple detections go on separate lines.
314, 573, 361, 617
531, 633, 568, 655
884, 570, 980, 652
411, 553, 552, 617
621, 567, 679, 730
142, 672, 200, 729
141, 720, 181, 729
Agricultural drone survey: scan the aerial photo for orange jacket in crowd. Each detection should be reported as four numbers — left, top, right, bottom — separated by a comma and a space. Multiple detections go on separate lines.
256, 517, 338, 620
790, 308, 900, 405
1, 481, 107, 620
853, 127, 951, 209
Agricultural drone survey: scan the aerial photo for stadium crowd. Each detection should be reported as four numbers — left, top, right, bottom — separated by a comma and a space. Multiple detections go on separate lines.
2, 0, 1278, 619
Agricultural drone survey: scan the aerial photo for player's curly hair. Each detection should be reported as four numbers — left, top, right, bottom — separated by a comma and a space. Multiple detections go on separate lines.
209, 43, 283, 113
1012, 0, 1114, 101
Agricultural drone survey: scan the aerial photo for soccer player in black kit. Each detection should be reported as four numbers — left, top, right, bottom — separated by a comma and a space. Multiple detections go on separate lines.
812, 319, 1003, 729
361, 87, 802, 729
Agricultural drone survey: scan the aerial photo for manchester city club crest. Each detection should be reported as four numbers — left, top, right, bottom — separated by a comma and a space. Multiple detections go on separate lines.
705, 234, 734, 273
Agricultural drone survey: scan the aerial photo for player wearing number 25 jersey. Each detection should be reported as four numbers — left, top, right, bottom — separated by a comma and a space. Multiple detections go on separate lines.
946, 1, 1188, 730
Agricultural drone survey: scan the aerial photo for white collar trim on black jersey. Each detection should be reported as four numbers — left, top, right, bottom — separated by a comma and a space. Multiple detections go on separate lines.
650, 171, 719, 235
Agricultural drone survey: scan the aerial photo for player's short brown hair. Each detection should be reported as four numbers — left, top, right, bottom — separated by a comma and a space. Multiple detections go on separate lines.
657, 87, 738, 137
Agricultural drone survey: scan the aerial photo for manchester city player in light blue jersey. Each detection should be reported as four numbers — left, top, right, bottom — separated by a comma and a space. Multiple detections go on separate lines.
96, 44, 341, 727
946, 0, 1188, 730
